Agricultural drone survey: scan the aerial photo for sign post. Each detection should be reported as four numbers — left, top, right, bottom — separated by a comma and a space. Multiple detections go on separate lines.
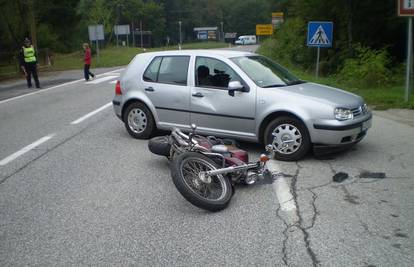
88, 25, 104, 62
307, 21, 333, 79
398, 0, 414, 102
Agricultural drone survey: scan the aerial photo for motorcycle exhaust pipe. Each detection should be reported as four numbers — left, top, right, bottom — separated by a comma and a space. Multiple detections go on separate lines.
203, 163, 259, 177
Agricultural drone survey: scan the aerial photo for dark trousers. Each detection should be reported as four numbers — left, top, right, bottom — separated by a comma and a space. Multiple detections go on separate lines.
24, 63, 40, 88
84, 64, 95, 81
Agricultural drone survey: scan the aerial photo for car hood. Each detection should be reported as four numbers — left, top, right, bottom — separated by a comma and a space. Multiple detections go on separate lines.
278, 82, 364, 108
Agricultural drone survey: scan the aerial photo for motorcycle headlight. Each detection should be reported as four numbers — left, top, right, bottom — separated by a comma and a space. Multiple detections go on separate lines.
334, 108, 353, 121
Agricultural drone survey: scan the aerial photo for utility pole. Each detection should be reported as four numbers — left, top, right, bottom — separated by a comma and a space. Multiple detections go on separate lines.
28, 0, 37, 48
179, 21, 182, 49
132, 22, 135, 47
140, 20, 143, 48
221, 21, 224, 41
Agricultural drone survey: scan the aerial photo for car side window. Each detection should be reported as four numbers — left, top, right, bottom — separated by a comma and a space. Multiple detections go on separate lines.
143, 57, 162, 82
157, 56, 190, 86
195, 57, 242, 89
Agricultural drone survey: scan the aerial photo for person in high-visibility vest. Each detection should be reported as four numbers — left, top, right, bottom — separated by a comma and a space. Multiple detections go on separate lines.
19, 38, 40, 88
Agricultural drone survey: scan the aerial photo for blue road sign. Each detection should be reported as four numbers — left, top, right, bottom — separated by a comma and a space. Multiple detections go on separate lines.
307, 21, 333, 47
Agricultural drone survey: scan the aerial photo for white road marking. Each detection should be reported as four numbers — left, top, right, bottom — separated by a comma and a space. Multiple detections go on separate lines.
70, 102, 112, 125
0, 68, 124, 105
86, 75, 118, 84
267, 160, 297, 211
109, 80, 117, 84
0, 134, 55, 166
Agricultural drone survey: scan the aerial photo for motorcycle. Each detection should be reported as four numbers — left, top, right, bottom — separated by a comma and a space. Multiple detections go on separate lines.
148, 124, 273, 212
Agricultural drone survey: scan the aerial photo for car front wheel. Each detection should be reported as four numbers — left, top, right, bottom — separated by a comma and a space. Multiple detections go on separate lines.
264, 116, 310, 161
123, 102, 155, 139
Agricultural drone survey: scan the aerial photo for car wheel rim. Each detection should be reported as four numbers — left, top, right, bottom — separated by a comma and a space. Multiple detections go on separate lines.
271, 124, 302, 155
180, 157, 227, 201
127, 108, 147, 134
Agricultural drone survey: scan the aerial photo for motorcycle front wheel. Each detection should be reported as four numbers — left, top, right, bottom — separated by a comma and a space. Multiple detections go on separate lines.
171, 152, 233, 212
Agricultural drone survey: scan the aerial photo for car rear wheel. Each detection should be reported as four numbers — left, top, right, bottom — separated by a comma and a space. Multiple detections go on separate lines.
264, 116, 310, 161
123, 102, 155, 139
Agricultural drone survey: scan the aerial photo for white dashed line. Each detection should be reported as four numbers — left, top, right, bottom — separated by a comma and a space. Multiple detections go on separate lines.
109, 80, 117, 84
86, 75, 118, 84
267, 160, 297, 211
70, 102, 112, 125
0, 134, 56, 166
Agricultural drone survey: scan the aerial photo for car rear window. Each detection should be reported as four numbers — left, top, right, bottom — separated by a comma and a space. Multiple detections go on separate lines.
143, 56, 190, 86
143, 57, 162, 82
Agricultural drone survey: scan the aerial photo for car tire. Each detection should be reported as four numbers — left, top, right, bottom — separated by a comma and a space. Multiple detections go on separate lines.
123, 102, 155, 139
264, 116, 310, 161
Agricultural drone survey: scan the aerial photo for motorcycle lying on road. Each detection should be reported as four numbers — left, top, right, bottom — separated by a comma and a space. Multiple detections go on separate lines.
148, 124, 273, 212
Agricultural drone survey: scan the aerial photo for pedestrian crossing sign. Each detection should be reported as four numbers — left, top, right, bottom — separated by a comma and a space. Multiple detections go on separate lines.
307, 22, 333, 47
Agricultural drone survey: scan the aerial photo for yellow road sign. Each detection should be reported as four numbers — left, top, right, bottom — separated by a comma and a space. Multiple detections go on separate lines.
256, 24, 273, 35
272, 12, 284, 17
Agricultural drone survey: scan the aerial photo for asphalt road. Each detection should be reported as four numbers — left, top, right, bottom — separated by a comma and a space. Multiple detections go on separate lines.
0, 45, 413, 266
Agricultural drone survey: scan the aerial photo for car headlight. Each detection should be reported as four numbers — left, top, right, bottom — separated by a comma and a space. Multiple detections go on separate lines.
362, 103, 370, 113
334, 108, 353, 121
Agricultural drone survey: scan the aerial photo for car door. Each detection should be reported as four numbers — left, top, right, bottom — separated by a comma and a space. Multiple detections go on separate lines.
190, 56, 256, 138
142, 55, 191, 128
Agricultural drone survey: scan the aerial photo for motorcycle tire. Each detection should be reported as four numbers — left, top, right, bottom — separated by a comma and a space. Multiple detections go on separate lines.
171, 152, 233, 212
148, 136, 171, 158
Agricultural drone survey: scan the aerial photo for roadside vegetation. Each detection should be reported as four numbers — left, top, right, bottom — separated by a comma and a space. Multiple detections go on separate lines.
257, 11, 413, 110
0, 42, 228, 79
50, 42, 228, 70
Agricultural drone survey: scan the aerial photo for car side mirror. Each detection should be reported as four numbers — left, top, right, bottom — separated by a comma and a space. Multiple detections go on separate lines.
228, 81, 245, 96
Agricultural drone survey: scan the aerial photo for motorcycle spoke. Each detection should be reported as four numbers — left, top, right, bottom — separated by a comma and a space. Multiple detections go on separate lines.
179, 157, 227, 201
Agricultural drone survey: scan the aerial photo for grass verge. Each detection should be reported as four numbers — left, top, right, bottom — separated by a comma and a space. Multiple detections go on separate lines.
1, 41, 228, 79
52, 42, 228, 70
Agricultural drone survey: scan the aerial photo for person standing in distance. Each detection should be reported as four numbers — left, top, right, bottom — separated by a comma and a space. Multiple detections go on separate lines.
83, 43, 95, 81
19, 37, 40, 88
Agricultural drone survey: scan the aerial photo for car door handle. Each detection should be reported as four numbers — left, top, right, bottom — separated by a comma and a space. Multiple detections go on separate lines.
192, 92, 204, 98
145, 87, 154, 92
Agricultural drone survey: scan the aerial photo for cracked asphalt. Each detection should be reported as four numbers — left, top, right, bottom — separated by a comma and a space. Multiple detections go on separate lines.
0, 45, 413, 266
259, 112, 414, 266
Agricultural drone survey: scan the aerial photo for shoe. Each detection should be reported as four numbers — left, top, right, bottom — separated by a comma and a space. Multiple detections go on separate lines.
90, 76, 95, 81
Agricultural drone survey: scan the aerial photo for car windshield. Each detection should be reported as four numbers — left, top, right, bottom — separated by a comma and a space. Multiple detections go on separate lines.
231, 56, 304, 88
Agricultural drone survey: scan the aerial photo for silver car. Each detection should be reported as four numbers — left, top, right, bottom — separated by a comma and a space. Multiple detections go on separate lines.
112, 50, 372, 161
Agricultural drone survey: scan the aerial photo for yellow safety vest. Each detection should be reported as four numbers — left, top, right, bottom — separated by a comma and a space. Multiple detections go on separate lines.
23, 46, 36, 63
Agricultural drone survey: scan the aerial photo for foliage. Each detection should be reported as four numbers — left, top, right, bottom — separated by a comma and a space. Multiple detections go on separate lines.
257, 17, 312, 68
337, 45, 392, 87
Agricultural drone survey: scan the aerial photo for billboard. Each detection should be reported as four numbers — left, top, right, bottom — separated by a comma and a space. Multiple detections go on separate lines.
114, 25, 130, 35
88, 25, 104, 41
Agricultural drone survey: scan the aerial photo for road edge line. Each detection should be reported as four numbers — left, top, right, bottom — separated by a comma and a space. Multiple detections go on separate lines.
0, 68, 124, 105
0, 133, 56, 166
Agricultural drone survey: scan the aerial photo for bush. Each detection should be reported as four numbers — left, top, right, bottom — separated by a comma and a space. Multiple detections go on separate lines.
337, 44, 392, 87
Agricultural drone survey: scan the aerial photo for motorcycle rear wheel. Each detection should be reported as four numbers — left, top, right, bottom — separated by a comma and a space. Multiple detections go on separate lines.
171, 152, 233, 212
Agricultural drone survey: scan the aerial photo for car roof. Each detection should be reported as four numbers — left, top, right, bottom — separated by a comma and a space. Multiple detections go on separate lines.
137, 49, 256, 59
